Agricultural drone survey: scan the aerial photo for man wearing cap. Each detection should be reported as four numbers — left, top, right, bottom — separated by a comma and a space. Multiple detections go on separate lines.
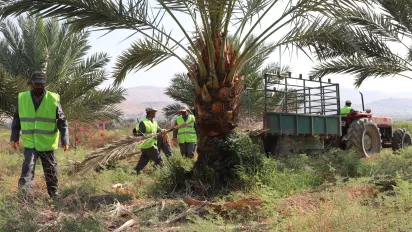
10, 71, 69, 201
172, 106, 198, 158
134, 107, 167, 174
341, 100, 355, 115
133, 118, 172, 157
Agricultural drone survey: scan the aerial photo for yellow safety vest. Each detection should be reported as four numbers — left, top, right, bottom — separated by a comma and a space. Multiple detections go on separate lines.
18, 91, 59, 151
176, 114, 197, 143
340, 106, 351, 115
135, 118, 158, 149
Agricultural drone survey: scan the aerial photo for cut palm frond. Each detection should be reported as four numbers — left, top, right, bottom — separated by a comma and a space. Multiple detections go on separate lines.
74, 121, 193, 174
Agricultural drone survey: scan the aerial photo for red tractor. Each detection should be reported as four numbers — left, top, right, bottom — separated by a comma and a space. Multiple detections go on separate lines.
339, 93, 411, 157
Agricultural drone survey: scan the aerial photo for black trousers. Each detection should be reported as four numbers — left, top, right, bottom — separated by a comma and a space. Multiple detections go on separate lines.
179, 142, 196, 158
157, 134, 172, 157
18, 148, 59, 198
135, 146, 164, 172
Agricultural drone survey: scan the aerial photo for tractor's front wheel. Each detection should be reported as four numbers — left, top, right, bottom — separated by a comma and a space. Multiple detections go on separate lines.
346, 118, 382, 158
391, 128, 412, 152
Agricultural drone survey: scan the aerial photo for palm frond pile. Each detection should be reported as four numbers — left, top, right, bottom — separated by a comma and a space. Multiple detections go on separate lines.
74, 122, 191, 174
74, 135, 140, 174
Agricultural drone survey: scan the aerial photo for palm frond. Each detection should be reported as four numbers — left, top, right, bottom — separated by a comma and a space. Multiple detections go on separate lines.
310, 57, 409, 87
164, 72, 194, 106
0, 69, 27, 116
378, 0, 412, 37
0, 0, 151, 32
0, 15, 126, 121
113, 37, 175, 85
64, 86, 126, 122
162, 103, 185, 121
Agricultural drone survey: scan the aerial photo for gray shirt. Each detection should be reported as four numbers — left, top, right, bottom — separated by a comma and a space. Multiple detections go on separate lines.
10, 90, 69, 146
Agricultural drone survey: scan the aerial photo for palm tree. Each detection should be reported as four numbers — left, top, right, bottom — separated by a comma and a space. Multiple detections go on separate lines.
162, 34, 292, 120
163, 64, 292, 120
0, 0, 338, 164
297, 0, 412, 87
0, 15, 126, 121
0, 69, 26, 120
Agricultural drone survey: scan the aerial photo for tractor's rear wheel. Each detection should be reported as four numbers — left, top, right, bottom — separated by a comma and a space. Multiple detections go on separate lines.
346, 118, 381, 158
392, 128, 412, 152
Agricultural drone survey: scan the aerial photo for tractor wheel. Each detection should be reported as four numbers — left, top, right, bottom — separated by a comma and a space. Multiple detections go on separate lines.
345, 118, 381, 158
391, 128, 412, 152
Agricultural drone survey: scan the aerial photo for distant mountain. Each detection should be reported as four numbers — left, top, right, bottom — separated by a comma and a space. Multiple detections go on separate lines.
360, 99, 412, 119
117, 86, 175, 120
339, 86, 412, 106
117, 86, 412, 121
339, 87, 412, 119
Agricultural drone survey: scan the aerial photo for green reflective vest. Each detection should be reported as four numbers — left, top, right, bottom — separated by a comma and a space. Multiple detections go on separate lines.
176, 114, 197, 143
135, 118, 158, 149
340, 106, 352, 115
18, 91, 60, 151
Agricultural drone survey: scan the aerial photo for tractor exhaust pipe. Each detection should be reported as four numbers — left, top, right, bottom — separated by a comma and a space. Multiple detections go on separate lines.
359, 91, 365, 111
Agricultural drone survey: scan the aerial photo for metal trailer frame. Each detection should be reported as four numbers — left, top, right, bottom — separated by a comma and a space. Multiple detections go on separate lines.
242, 72, 342, 154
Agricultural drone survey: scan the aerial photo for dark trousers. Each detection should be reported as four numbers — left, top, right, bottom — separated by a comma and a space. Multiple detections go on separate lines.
135, 146, 164, 172
179, 142, 196, 158
157, 134, 172, 157
18, 148, 59, 198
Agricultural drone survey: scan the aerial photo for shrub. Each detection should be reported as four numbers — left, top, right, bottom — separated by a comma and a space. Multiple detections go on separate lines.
150, 153, 195, 197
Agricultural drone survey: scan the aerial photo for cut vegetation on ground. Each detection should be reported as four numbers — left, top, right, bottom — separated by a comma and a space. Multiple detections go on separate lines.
0, 125, 411, 231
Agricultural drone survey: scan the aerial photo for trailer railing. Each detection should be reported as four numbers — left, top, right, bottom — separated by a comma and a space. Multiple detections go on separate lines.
241, 72, 340, 117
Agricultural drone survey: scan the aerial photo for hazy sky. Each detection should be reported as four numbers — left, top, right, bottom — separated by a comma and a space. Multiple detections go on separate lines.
84, 2, 412, 94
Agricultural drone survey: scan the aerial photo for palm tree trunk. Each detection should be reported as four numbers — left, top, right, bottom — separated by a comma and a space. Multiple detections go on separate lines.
190, 29, 245, 168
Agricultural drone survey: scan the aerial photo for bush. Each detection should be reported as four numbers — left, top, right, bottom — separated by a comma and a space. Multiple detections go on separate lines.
150, 153, 195, 197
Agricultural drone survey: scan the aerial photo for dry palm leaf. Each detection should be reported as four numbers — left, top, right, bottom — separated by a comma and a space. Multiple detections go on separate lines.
74, 120, 194, 174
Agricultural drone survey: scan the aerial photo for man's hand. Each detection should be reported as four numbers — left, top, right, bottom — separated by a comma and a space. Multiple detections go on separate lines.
11, 141, 19, 150
62, 145, 69, 151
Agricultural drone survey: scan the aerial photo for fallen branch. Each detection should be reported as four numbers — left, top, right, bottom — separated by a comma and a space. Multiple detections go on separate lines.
165, 205, 207, 224
74, 121, 193, 174
183, 197, 261, 213
114, 219, 137, 232
132, 201, 163, 213
106, 201, 133, 218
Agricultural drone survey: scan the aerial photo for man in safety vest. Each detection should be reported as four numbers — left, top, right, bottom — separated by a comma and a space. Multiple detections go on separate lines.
134, 107, 167, 174
10, 71, 69, 201
133, 118, 172, 157
340, 100, 355, 115
172, 106, 198, 158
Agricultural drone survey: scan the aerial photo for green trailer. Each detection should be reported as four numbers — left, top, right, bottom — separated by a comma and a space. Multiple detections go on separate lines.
242, 73, 342, 155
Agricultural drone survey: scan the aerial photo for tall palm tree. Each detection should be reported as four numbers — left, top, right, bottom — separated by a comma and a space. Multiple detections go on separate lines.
162, 34, 293, 120
0, 0, 338, 164
163, 61, 291, 121
0, 15, 126, 121
297, 0, 412, 87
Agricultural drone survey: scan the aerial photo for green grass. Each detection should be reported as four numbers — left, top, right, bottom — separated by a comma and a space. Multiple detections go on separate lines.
0, 128, 411, 231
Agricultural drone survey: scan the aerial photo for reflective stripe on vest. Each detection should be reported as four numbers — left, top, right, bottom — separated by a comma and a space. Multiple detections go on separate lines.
135, 118, 158, 149
340, 106, 351, 115
18, 91, 60, 151
176, 114, 197, 143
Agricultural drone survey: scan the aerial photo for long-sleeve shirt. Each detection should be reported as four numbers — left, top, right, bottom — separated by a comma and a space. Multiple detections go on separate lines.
136, 116, 162, 137
173, 114, 198, 138
10, 90, 69, 146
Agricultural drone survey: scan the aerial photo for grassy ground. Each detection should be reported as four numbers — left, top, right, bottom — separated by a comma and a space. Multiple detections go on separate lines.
0, 127, 411, 231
